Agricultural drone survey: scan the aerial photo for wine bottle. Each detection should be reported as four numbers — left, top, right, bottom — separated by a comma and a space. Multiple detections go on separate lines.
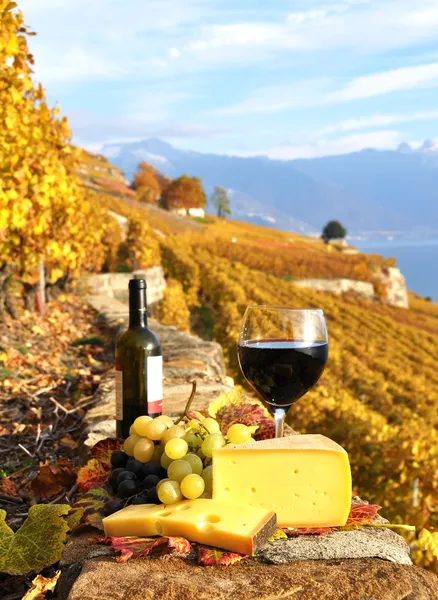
115, 278, 162, 439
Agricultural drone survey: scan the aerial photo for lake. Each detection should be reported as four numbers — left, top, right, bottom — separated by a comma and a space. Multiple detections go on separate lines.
354, 238, 438, 302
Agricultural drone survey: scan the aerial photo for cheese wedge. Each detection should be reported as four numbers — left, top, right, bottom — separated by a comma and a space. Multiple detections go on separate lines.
102, 498, 276, 555
213, 434, 351, 528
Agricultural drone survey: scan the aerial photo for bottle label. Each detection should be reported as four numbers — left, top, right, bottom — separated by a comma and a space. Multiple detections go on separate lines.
115, 357, 123, 420
147, 355, 163, 414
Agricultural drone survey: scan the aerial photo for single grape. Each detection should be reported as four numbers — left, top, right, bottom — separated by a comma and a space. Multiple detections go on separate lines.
158, 480, 183, 504
150, 444, 164, 464
129, 424, 136, 436
117, 479, 138, 498
142, 474, 161, 490
188, 419, 201, 431
126, 459, 144, 476
123, 434, 142, 456
201, 433, 225, 458
154, 415, 174, 427
167, 459, 192, 483
162, 425, 186, 445
201, 465, 213, 494
141, 463, 162, 479
146, 486, 160, 504
144, 418, 168, 441
165, 438, 188, 460
117, 471, 137, 487
103, 499, 122, 516
109, 468, 125, 490
133, 437, 154, 463
157, 478, 169, 489
111, 450, 128, 470
201, 418, 220, 434
160, 453, 173, 470
227, 423, 252, 445
182, 453, 203, 475
184, 433, 202, 449
180, 474, 205, 500
132, 415, 153, 436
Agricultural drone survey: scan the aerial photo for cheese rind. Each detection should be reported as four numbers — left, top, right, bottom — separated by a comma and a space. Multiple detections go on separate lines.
102, 499, 276, 555
212, 434, 352, 528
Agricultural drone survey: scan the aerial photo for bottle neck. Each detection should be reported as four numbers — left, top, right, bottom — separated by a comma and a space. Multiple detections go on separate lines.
128, 286, 148, 328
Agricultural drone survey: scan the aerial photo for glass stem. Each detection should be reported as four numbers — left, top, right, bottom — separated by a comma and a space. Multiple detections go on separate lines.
274, 407, 286, 438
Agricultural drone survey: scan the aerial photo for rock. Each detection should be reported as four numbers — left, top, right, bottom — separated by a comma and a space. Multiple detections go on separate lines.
258, 526, 411, 566
375, 267, 409, 308
64, 555, 438, 600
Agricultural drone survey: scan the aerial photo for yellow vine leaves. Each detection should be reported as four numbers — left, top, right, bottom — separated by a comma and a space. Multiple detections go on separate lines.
0, 504, 70, 575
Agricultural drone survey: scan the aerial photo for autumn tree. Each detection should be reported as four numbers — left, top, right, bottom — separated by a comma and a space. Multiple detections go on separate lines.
211, 186, 231, 218
161, 176, 206, 211
132, 161, 161, 204
322, 220, 347, 242
0, 0, 109, 314
124, 212, 161, 271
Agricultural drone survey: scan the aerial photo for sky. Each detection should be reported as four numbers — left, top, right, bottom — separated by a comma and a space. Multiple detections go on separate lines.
20, 0, 438, 159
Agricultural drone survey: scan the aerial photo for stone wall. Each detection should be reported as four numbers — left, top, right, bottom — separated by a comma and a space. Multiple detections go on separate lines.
294, 278, 375, 300
84, 267, 166, 306
293, 271, 409, 308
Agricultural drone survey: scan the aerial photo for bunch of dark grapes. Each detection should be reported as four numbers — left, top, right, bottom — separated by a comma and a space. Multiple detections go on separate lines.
103, 450, 167, 516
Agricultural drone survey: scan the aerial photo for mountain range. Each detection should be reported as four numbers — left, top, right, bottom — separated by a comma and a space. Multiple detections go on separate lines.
102, 138, 438, 235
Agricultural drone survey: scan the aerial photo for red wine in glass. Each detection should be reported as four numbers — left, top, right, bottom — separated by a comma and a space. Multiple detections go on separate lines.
238, 308, 328, 437
238, 339, 328, 407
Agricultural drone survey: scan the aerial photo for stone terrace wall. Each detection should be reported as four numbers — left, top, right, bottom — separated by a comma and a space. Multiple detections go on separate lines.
84, 267, 166, 307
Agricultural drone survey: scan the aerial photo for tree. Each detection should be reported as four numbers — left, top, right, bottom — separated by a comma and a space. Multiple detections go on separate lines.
161, 176, 206, 211
132, 161, 161, 204
0, 1, 108, 314
211, 186, 231, 218
322, 220, 347, 242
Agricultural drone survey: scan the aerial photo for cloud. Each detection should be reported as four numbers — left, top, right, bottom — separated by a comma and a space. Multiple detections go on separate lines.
230, 130, 404, 160
317, 109, 438, 135
214, 62, 438, 116
177, 0, 438, 63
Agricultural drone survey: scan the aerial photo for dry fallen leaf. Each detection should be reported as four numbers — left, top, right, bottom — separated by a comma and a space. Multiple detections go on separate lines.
22, 571, 60, 600
31, 461, 78, 498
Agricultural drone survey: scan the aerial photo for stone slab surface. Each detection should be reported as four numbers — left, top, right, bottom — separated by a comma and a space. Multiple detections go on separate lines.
63, 555, 438, 600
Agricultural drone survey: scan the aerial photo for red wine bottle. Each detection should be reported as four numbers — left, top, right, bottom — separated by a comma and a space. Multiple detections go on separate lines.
115, 278, 162, 439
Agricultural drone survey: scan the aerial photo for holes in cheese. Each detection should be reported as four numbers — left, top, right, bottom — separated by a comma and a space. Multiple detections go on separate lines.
102, 499, 276, 555
212, 434, 352, 528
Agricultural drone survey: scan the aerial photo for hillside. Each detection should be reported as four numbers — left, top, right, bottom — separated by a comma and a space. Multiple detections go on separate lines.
78, 150, 438, 558
101, 138, 438, 235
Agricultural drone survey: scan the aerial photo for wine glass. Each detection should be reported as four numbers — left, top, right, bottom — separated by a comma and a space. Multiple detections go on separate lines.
237, 306, 328, 437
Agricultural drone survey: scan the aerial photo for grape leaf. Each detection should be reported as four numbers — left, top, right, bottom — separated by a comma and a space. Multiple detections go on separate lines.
283, 526, 335, 536
94, 535, 192, 562
31, 461, 77, 499
0, 505, 70, 575
90, 438, 122, 469
196, 544, 247, 566
342, 503, 382, 529
76, 458, 110, 491
67, 486, 113, 531
269, 529, 288, 542
215, 400, 274, 440
283, 504, 383, 537
22, 571, 60, 600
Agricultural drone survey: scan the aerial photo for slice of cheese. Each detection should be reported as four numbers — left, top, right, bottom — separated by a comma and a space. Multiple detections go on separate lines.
102, 498, 276, 555
212, 434, 351, 528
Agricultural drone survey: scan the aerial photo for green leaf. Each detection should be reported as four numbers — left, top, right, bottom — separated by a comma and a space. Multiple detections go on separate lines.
0, 504, 70, 575
67, 486, 112, 531
269, 529, 288, 542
